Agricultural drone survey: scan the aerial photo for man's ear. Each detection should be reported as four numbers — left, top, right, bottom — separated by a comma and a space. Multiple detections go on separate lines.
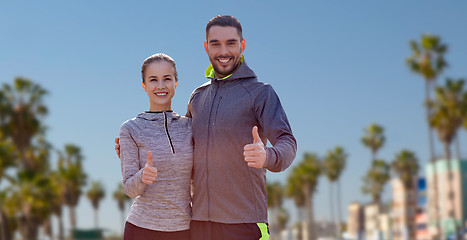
175, 81, 179, 89
241, 39, 245, 53
141, 81, 146, 91
204, 41, 209, 54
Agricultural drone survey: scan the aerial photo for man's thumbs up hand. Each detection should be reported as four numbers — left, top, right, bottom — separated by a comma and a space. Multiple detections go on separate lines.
142, 151, 158, 184
243, 126, 267, 168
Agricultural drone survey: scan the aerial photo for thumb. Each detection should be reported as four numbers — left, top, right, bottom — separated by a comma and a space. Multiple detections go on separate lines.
146, 151, 153, 167
252, 126, 261, 144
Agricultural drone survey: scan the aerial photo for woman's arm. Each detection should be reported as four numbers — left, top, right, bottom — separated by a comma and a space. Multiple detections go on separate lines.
119, 125, 147, 198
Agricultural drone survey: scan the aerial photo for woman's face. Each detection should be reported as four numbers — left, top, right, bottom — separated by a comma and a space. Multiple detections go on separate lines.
142, 61, 178, 111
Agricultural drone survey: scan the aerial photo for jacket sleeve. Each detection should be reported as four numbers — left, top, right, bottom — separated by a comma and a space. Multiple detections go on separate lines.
119, 124, 147, 198
254, 84, 297, 172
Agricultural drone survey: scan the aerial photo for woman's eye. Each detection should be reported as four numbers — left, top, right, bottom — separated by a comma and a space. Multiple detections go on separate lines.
165, 78, 171, 81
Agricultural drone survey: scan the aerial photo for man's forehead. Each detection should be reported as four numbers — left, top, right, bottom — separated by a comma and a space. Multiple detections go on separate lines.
207, 26, 241, 40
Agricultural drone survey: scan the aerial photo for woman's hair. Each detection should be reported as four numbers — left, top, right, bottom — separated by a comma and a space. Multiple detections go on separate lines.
141, 53, 178, 82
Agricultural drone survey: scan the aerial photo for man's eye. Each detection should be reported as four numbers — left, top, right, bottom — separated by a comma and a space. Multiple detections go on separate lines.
164, 78, 171, 81
150, 79, 157, 82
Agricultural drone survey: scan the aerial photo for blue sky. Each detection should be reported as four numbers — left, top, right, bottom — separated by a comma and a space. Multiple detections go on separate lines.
1, 0, 467, 236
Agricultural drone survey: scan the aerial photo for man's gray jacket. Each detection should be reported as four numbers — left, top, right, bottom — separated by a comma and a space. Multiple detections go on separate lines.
186, 59, 297, 224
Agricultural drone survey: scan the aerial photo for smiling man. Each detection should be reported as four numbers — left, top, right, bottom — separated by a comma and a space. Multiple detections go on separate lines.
187, 15, 297, 240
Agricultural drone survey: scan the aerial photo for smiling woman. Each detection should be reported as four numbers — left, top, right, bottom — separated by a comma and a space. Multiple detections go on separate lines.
117, 53, 193, 240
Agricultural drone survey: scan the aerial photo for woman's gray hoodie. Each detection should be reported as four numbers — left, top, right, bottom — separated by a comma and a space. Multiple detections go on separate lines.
119, 111, 193, 232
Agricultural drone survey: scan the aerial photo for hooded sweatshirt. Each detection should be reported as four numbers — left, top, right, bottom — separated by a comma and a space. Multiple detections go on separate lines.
119, 111, 193, 231
186, 59, 297, 223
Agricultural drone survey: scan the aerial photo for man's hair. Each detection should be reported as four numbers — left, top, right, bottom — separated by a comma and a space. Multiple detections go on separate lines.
141, 53, 178, 82
206, 15, 243, 40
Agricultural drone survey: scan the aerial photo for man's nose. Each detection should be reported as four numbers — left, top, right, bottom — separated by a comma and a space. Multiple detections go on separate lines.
219, 44, 229, 55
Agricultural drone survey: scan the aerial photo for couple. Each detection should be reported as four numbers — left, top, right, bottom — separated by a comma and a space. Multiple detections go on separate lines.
116, 15, 297, 240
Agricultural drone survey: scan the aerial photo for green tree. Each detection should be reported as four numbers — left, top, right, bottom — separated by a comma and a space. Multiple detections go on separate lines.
406, 35, 447, 238
361, 159, 390, 205
49, 170, 66, 240
113, 183, 130, 234
286, 153, 321, 240
428, 78, 467, 237
59, 144, 87, 232
267, 182, 285, 239
86, 181, 106, 228
323, 146, 347, 238
406, 34, 448, 160
1, 78, 48, 170
391, 150, 419, 239
361, 123, 385, 162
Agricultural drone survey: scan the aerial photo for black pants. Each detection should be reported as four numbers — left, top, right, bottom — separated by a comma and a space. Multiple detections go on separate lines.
190, 220, 269, 240
124, 222, 191, 240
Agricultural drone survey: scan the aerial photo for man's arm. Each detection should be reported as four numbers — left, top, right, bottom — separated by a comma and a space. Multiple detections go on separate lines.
254, 84, 297, 172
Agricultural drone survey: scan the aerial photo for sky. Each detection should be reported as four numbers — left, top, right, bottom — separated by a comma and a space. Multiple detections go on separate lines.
1, 0, 467, 236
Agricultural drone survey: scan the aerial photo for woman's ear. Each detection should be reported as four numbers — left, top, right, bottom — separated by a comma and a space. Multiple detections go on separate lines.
141, 81, 146, 91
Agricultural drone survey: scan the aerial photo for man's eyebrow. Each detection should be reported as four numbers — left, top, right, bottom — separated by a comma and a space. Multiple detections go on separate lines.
209, 39, 219, 44
163, 75, 172, 78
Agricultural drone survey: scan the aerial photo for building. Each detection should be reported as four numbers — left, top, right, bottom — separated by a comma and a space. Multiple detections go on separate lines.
391, 177, 418, 240
426, 158, 467, 239
347, 202, 364, 239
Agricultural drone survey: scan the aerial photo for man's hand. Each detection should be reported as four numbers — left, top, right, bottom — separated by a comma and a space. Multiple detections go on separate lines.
142, 151, 158, 184
115, 137, 120, 159
243, 126, 267, 168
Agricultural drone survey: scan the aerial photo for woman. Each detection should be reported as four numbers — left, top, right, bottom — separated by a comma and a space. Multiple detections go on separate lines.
119, 53, 192, 240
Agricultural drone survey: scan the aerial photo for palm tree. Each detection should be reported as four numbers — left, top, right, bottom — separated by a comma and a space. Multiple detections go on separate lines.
361, 123, 385, 162
49, 170, 66, 240
5, 171, 54, 240
1, 77, 48, 170
361, 159, 390, 205
391, 150, 419, 238
59, 144, 87, 232
286, 153, 321, 240
406, 34, 448, 161
407, 35, 447, 237
113, 183, 130, 233
267, 182, 285, 239
86, 181, 106, 228
323, 146, 347, 239
286, 172, 306, 240
428, 78, 467, 238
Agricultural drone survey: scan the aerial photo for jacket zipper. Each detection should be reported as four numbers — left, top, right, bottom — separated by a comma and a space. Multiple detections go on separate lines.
163, 111, 175, 154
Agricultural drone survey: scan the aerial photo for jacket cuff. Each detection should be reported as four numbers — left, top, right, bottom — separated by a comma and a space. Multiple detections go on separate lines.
264, 147, 278, 171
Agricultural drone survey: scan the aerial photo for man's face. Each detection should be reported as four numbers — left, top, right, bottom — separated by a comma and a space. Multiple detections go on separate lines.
205, 26, 245, 79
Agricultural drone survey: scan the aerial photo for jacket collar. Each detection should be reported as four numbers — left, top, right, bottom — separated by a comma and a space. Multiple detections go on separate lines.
137, 111, 179, 121
205, 55, 256, 81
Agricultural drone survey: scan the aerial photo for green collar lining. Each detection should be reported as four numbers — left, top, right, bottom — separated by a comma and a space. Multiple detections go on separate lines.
205, 55, 244, 80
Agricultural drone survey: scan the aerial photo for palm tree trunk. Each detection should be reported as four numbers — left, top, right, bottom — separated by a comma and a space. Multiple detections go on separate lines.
426, 80, 442, 240
69, 205, 76, 240
94, 208, 98, 229
337, 180, 343, 240
121, 209, 125, 236
58, 211, 65, 240
444, 142, 461, 240
0, 211, 6, 240
328, 181, 335, 237
454, 135, 460, 160
304, 186, 315, 240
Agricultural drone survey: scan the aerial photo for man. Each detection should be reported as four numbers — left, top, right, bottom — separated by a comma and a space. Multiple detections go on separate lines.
186, 15, 296, 240
117, 15, 296, 239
